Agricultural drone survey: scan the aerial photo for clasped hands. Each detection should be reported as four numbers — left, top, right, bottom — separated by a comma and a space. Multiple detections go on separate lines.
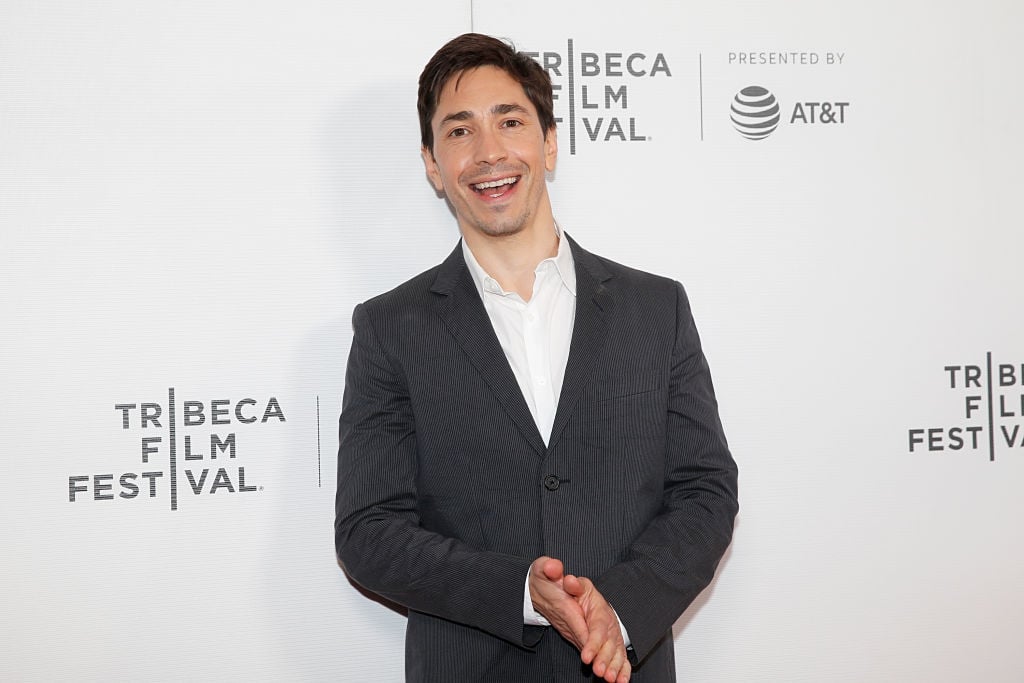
529, 556, 631, 683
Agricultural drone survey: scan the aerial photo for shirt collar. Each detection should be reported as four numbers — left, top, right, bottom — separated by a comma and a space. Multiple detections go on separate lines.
461, 223, 577, 298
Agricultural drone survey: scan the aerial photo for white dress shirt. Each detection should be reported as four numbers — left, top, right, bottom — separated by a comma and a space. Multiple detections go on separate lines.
461, 226, 576, 445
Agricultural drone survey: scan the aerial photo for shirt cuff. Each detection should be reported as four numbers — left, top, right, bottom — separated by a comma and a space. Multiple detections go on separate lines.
616, 611, 632, 648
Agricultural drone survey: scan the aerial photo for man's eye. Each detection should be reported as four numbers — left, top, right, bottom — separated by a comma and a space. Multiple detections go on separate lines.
502, 120, 522, 128
448, 127, 468, 138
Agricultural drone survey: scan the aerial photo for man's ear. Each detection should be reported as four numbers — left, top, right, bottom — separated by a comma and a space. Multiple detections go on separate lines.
544, 126, 558, 173
421, 146, 445, 193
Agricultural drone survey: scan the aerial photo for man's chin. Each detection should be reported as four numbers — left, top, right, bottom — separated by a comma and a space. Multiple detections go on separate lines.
463, 217, 529, 239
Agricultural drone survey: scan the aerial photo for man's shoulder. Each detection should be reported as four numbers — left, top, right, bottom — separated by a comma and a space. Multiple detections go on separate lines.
570, 238, 680, 295
358, 263, 443, 314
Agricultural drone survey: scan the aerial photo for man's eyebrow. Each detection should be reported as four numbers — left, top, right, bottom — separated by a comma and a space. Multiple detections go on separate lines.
439, 110, 474, 127
491, 103, 529, 116
438, 103, 530, 127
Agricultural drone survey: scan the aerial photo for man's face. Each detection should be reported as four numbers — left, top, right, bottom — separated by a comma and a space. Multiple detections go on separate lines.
422, 65, 557, 240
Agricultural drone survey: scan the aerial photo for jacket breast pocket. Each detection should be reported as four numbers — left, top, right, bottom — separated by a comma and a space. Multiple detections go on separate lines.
591, 386, 665, 441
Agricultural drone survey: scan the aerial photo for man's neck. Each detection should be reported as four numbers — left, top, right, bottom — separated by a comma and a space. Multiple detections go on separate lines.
462, 223, 559, 302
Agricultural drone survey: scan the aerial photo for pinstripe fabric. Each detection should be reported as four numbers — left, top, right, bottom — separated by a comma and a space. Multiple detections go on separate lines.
335, 235, 738, 682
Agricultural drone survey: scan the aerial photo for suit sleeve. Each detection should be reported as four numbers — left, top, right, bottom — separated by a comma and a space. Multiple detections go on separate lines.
334, 303, 540, 647
593, 282, 739, 665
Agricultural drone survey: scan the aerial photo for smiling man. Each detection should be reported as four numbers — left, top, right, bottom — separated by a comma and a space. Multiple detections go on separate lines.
335, 33, 738, 683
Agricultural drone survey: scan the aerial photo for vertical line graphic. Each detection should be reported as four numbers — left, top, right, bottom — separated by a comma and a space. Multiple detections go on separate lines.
698, 53, 705, 141
317, 395, 322, 487
567, 38, 576, 155
168, 387, 178, 510
986, 351, 995, 461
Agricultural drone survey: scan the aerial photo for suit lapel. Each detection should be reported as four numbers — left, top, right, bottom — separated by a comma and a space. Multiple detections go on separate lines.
548, 237, 614, 452
430, 243, 548, 457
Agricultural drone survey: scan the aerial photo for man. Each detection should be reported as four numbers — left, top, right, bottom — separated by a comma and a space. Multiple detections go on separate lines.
335, 33, 738, 682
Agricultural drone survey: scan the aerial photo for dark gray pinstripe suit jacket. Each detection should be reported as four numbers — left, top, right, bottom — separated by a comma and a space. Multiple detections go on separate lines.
335, 235, 738, 682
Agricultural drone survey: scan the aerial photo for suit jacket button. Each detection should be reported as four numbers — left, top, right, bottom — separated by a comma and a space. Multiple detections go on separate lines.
543, 475, 560, 491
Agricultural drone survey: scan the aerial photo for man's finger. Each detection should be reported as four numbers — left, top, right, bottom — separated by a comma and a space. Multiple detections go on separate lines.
540, 557, 565, 583
595, 634, 627, 682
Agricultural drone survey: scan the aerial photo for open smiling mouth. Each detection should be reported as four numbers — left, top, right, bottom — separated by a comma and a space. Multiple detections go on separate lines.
472, 176, 520, 198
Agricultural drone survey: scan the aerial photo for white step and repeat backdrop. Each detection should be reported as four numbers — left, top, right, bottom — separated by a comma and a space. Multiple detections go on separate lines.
2, 1, 1021, 681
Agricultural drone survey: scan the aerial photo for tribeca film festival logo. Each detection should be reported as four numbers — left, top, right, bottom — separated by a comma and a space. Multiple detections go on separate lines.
68, 388, 286, 509
727, 51, 849, 141
523, 40, 672, 154
907, 354, 1024, 460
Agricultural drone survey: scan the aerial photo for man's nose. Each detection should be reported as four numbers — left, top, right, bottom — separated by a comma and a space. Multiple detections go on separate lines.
474, 126, 507, 165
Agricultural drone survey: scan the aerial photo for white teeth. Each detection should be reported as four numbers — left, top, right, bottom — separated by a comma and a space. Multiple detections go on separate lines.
473, 177, 518, 190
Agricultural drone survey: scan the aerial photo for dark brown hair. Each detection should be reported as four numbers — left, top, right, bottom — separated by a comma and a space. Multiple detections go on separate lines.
418, 33, 555, 154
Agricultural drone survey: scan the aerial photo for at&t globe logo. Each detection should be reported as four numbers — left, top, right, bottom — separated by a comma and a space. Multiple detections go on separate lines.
730, 85, 780, 140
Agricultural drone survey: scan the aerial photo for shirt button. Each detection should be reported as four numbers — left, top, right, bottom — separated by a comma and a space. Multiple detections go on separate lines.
543, 475, 560, 491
